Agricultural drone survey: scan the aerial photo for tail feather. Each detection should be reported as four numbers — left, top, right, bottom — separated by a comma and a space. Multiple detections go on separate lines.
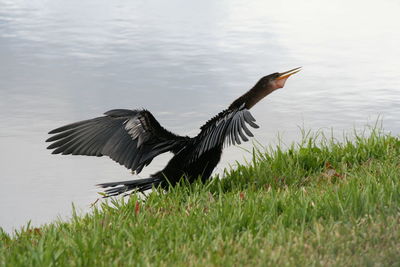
97, 177, 162, 197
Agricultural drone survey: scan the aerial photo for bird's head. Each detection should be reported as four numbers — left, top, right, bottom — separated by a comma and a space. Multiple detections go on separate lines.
229, 67, 301, 110
257, 67, 302, 91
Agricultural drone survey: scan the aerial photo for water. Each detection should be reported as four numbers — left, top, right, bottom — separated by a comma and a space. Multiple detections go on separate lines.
1, 0, 399, 233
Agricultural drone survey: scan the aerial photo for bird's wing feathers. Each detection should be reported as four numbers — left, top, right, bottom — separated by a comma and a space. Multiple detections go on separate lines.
46, 109, 187, 173
194, 104, 259, 158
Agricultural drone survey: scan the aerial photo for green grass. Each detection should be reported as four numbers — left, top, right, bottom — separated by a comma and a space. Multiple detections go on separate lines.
1, 128, 400, 266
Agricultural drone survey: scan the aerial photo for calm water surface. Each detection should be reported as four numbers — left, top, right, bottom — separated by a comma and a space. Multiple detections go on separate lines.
1, 0, 399, 232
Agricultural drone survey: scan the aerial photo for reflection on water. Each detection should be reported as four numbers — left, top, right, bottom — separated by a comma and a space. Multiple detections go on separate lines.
0, 0, 399, 232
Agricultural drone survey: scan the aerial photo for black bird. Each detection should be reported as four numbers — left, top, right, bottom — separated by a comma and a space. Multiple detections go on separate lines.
46, 67, 301, 196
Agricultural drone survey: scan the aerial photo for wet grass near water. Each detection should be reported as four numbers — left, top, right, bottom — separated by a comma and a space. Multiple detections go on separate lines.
1, 128, 399, 266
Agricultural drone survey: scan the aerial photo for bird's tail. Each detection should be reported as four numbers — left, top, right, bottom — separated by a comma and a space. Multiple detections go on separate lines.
97, 177, 162, 197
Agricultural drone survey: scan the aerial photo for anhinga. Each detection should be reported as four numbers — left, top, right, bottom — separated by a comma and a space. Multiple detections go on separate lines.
47, 67, 301, 196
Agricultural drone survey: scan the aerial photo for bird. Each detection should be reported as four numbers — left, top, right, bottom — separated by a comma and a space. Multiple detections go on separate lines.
46, 67, 301, 197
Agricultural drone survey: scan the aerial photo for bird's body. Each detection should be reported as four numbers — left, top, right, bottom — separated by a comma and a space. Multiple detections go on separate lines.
47, 68, 301, 196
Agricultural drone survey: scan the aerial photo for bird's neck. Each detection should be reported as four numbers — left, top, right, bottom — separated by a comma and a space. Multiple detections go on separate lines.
229, 86, 275, 110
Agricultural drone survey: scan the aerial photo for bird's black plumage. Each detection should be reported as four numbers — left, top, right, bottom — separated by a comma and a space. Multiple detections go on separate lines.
46, 68, 301, 196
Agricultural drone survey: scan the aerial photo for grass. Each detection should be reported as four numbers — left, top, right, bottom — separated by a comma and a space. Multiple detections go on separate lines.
1, 127, 400, 266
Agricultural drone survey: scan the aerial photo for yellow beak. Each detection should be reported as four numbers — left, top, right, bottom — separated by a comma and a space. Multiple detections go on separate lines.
276, 67, 302, 80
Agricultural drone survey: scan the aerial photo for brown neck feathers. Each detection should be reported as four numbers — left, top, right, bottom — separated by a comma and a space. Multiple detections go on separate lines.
229, 86, 275, 110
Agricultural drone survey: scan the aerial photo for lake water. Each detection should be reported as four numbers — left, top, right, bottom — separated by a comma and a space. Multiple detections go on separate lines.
1, 0, 399, 233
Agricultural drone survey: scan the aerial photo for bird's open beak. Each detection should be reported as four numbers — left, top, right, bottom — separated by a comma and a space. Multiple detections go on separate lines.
276, 67, 302, 80
271, 67, 301, 89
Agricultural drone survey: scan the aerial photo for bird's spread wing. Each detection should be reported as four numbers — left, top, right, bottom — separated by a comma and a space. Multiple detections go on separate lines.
46, 109, 188, 174
193, 104, 259, 159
